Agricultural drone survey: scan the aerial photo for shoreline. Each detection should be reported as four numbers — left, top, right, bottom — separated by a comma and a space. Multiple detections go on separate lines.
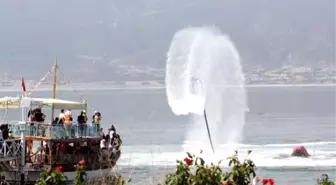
0, 83, 334, 92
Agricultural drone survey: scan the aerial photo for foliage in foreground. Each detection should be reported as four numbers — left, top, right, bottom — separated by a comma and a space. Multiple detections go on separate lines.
160, 150, 335, 185
317, 174, 335, 185
35, 166, 67, 185
35, 151, 335, 185
35, 159, 129, 185
160, 150, 260, 185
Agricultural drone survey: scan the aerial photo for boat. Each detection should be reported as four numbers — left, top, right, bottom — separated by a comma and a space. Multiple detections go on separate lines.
0, 62, 120, 184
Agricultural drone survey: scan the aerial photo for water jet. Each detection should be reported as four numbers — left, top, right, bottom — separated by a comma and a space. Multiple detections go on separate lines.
165, 26, 247, 153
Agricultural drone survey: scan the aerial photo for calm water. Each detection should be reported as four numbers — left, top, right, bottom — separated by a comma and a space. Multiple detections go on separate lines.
1, 85, 335, 185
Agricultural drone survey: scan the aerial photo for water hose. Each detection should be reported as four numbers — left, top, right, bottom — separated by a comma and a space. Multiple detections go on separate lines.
191, 77, 215, 154
203, 109, 215, 154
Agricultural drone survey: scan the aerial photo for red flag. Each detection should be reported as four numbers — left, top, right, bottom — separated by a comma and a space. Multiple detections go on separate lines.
21, 77, 26, 92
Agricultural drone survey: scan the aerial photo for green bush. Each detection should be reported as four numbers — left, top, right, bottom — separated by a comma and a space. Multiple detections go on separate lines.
316, 174, 335, 185
34, 151, 335, 185
35, 166, 67, 185
73, 160, 87, 185
35, 159, 129, 185
160, 150, 259, 185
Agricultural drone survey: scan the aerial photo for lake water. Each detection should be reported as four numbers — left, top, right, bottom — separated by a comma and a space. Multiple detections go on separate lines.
1, 85, 335, 185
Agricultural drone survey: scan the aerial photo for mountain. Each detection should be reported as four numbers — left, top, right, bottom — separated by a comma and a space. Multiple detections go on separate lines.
0, 0, 334, 81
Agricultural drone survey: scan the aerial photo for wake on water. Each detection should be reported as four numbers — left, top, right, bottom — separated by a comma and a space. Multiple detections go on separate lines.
141, 26, 336, 168
119, 141, 336, 167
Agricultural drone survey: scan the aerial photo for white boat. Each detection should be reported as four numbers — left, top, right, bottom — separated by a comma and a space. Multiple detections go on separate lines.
0, 62, 120, 184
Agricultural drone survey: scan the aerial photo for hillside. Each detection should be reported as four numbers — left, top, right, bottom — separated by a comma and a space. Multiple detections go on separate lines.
0, 0, 334, 81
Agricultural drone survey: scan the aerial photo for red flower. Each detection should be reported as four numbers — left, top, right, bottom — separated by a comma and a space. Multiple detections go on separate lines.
74, 164, 78, 169
262, 178, 269, 185
183, 157, 191, 165
269, 178, 275, 185
78, 159, 86, 165
55, 166, 63, 172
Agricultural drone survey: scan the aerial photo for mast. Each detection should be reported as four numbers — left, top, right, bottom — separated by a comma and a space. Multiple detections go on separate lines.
51, 59, 57, 120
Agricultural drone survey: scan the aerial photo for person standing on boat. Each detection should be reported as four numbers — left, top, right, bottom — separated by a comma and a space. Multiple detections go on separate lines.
58, 109, 65, 124
77, 110, 87, 137
92, 110, 101, 136
108, 125, 116, 146
34, 107, 45, 122
64, 109, 72, 138
59, 109, 65, 119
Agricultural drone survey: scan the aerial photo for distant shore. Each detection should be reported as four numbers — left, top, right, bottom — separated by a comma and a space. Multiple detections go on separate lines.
0, 81, 334, 92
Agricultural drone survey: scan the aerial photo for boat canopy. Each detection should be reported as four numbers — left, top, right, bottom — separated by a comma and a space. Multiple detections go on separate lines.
0, 96, 86, 110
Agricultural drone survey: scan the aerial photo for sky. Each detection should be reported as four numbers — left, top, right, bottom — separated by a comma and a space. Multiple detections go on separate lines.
0, 0, 334, 81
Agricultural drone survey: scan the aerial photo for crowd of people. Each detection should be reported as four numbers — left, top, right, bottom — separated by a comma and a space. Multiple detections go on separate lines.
26, 106, 103, 138
56, 109, 101, 138
27, 105, 46, 122
1, 106, 123, 159
99, 125, 122, 163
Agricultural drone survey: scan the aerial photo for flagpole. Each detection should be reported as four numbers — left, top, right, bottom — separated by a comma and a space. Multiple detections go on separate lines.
21, 77, 26, 122
20, 77, 27, 182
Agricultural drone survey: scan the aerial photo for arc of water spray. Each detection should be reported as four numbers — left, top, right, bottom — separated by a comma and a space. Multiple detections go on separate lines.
191, 77, 215, 154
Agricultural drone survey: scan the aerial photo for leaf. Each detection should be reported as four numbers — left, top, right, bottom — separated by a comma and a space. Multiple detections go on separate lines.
186, 152, 193, 159
200, 158, 205, 166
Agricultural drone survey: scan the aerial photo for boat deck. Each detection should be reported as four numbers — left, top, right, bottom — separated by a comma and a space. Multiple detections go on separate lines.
7, 121, 103, 141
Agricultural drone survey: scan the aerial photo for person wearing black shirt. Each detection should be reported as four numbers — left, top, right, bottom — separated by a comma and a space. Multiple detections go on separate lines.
77, 111, 87, 137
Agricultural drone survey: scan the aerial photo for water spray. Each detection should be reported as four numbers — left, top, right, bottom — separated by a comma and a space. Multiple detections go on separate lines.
166, 26, 247, 155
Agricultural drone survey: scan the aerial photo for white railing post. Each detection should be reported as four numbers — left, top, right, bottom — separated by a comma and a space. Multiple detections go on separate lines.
4, 140, 7, 157
20, 132, 25, 167
19, 122, 26, 168
0, 140, 2, 156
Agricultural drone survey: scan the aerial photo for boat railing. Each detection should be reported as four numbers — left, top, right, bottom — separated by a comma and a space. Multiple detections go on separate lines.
5, 121, 101, 139
0, 139, 23, 159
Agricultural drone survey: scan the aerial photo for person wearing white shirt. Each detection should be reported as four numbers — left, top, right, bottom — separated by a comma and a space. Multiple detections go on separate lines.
100, 139, 106, 149
58, 109, 65, 120
64, 109, 72, 137
65, 109, 72, 117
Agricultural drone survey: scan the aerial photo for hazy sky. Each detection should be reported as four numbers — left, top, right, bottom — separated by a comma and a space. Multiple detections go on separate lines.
0, 0, 334, 79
